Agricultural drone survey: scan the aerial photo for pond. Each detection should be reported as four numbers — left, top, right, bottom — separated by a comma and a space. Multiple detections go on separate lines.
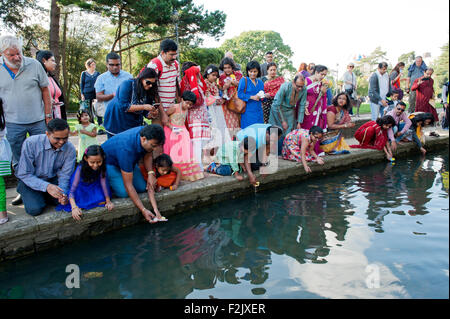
0, 151, 448, 299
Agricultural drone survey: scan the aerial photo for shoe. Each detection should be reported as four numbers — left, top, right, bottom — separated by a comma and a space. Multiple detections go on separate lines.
0, 217, 8, 225
429, 132, 440, 137
97, 129, 106, 135
206, 162, 217, 173
11, 194, 22, 206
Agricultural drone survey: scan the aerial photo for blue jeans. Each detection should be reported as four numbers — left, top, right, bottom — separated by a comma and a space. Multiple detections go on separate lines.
6, 120, 47, 170
106, 164, 147, 198
393, 123, 406, 142
215, 164, 233, 176
17, 177, 59, 216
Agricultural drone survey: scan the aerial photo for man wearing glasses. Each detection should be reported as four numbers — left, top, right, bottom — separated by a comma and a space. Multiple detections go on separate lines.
385, 101, 412, 152
94, 52, 132, 131
15, 119, 76, 216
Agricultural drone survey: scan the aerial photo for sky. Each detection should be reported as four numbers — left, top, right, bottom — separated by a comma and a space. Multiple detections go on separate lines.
195, 0, 449, 76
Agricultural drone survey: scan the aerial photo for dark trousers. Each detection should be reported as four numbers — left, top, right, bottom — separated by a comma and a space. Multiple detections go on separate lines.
17, 178, 59, 216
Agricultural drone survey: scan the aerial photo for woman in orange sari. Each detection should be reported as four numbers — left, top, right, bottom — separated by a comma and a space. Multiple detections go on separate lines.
219, 57, 243, 138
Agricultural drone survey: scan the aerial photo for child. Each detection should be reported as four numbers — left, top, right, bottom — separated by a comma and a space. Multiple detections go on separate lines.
73, 110, 98, 161
405, 112, 435, 155
282, 126, 326, 173
56, 145, 114, 221
139, 154, 181, 191
383, 90, 400, 116
140, 154, 182, 223
206, 136, 258, 185
164, 91, 204, 181
0, 98, 12, 225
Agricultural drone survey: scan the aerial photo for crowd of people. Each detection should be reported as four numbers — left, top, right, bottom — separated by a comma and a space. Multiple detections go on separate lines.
0, 34, 448, 226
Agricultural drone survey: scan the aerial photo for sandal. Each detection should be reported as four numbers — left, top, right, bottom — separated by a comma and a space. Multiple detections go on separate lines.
0, 217, 9, 225
429, 132, 440, 137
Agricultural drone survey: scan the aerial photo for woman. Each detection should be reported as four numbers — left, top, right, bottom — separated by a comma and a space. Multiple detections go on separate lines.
405, 112, 435, 155
80, 58, 101, 126
36, 50, 67, 120
298, 62, 310, 78
203, 64, 231, 155
389, 62, 405, 100
262, 62, 284, 123
219, 57, 243, 137
350, 115, 396, 161
103, 67, 159, 138
180, 62, 211, 167
237, 61, 265, 129
301, 65, 329, 131
282, 126, 325, 173
320, 92, 355, 155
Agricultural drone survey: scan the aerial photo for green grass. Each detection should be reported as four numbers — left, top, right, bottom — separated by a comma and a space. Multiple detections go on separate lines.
356, 103, 443, 115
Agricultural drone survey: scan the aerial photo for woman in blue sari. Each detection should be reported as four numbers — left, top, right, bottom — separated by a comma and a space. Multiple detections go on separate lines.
238, 61, 265, 129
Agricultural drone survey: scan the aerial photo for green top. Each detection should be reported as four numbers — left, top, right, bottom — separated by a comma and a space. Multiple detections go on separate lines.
268, 81, 307, 136
75, 123, 98, 161
215, 141, 244, 173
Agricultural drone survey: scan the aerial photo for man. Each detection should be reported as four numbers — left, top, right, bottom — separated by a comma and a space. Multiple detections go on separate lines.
411, 67, 438, 123
386, 101, 412, 152
101, 124, 165, 223
269, 73, 307, 153
94, 52, 132, 134
0, 35, 53, 205
343, 62, 357, 114
236, 123, 283, 180
15, 119, 76, 216
147, 39, 181, 127
406, 56, 427, 113
368, 62, 392, 121
260, 51, 274, 77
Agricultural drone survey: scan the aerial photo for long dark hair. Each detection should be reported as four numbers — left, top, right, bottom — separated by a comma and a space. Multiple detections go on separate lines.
36, 50, 54, 75
0, 98, 5, 131
79, 145, 107, 184
332, 92, 352, 111
411, 112, 435, 128
376, 115, 396, 128
134, 67, 158, 105
391, 62, 405, 75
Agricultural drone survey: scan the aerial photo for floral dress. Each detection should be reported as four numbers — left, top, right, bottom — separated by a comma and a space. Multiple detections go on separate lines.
282, 129, 314, 162
219, 71, 243, 138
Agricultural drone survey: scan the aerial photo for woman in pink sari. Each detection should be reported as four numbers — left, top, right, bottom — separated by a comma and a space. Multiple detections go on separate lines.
301, 65, 329, 131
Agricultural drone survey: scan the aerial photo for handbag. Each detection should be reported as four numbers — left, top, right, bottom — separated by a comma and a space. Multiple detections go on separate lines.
227, 77, 247, 114
93, 99, 106, 117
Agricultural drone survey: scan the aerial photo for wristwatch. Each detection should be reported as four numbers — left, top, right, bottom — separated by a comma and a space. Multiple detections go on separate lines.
45, 113, 53, 119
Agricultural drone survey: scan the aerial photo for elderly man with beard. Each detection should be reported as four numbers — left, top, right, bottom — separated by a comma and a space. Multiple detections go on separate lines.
0, 35, 52, 205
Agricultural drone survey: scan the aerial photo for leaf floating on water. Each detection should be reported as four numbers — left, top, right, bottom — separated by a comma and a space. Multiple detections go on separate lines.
83, 272, 103, 279
413, 232, 427, 236
251, 288, 266, 295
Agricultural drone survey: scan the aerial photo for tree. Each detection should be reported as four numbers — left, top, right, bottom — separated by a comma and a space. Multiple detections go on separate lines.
0, 0, 41, 30
220, 31, 295, 76
180, 47, 224, 74
356, 46, 388, 77
59, 0, 226, 53
398, 51, 416, 67
49, 0, 61, 78
431, 42, 449, 93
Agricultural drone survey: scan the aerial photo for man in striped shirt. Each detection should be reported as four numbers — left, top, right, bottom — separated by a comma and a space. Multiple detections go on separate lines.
147, 39, 180, 127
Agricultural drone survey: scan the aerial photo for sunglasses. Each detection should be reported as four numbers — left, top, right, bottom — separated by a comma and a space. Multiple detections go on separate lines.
349, 66, 354, 68
397, 108, 405, 112
145, 80, 153, 86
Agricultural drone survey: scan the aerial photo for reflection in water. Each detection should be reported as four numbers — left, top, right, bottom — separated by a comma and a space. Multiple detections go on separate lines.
0, 152, 448, 299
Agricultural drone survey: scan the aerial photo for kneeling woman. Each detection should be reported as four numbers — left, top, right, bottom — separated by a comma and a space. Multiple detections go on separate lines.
282, 126, 325, 173
103, 68, 159, 138
350, 115, 396, 161
320, 92, 355, 155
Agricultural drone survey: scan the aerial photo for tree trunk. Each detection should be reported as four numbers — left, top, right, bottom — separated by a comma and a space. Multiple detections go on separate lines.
49, 0, 61, 79
61, 11, 69, 105
127, 24, 132, 73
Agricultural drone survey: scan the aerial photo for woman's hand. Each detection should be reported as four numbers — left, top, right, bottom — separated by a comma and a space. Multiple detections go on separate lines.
346, 122, 355, 128
303, 165, 312, 173
304, 108, 310, 116
105, 201, 114, 211
71, 207, 83, 221
141, 208, 157, 223
282, 121, 288, 131
251, 95, 260, 101
297, 122, 302, 129
316, 157, 325, 165
265, 93, 271, 99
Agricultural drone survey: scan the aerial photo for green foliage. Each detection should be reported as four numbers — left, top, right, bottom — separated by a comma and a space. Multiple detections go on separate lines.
180, 47, 224, 74
398, 51, 416, 66
59, 0, 226, 52
431, 42, 449, 91
220, 30, 295, 76
0, 0, 42, 30
356, 46, 388, 76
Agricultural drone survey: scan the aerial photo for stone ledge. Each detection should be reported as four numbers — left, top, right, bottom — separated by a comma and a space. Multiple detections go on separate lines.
0, 133, 448, 262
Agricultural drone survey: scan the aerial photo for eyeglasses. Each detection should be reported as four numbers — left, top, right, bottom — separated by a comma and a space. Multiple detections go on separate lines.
397, 108, 405, 112
145, 80, 153, 86
349, 66, 354, 68
108, 63, 121, 67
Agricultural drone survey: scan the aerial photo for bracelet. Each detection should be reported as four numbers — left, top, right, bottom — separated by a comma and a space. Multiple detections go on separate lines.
148, 171, 155, 175
45, 113, 53, 119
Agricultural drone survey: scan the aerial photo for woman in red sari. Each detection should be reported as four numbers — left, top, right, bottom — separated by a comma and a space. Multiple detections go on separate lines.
411, 68, 438, 122
262, 62, 284, 123
350, 115, 396, 161
219, 57, 243, 138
